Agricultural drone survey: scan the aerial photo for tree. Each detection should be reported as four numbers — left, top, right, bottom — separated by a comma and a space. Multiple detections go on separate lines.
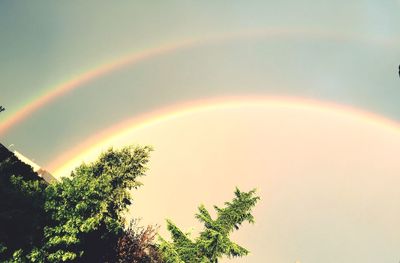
0, 106, 4, 113
114, 219, 162, 263
0, 142, 260, 263
0, 144, 49, 262
158, 188, 260, 263
43, 145, 152, 262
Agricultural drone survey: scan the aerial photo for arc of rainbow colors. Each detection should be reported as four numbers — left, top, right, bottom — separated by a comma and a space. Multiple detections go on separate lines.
49, 96, 400, 179
1, 27, 398, 136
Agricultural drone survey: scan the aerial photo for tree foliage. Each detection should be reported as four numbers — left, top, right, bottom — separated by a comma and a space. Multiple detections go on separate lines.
158, 188, 260, 263
43, 145, 152, 262
114, 219, 162, 263
0, 142, 259, 263
0, 144, 48, 261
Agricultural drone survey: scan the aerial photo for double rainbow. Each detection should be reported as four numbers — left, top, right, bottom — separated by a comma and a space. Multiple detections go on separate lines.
1, 27, 399, 177
1, 27, 397, 135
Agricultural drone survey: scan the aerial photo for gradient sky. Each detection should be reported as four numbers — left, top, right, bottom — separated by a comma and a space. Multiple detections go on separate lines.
1, 1, 399, 164
48, 100, 400, 263
0, 1, 400, 262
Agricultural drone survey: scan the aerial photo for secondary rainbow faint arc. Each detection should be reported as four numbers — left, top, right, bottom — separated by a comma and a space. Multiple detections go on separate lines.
49, 96, 400, 179
1, 27, 398, 136
0, 38, 196, 135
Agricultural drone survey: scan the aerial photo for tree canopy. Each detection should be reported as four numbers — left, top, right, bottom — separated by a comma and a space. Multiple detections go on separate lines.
43, 145, 152, 262
0, 144, 48, 261
0, 143, 259, 263
158, 188, 260, 263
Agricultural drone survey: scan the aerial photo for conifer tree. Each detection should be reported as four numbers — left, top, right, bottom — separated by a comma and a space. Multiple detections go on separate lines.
159, 188, 260, 263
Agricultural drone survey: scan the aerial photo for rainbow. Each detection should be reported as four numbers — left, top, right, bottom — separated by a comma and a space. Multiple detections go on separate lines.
0, 38, 198, 135
49, 96, 400, 179
1, 27, 398, 135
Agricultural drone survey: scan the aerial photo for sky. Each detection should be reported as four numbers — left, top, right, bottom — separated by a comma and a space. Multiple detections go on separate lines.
0, 1, 400, 262
46, 99, 400, 262
1, 1, 399, 164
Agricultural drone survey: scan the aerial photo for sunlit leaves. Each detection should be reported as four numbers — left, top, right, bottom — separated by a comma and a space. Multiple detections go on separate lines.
43, 145, 152, 262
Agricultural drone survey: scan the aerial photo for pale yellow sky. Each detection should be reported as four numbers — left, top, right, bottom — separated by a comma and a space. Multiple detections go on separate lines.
53, 100, 400, 262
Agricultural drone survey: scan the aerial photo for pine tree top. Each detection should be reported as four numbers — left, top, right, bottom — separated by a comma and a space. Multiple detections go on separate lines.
159, 188, 260, 263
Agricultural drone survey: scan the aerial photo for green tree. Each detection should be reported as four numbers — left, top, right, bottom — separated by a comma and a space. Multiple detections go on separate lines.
158, 188, 260, 263
43, 145, 152, 262
0, 144, 48, 261
1, 142, 260, 263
